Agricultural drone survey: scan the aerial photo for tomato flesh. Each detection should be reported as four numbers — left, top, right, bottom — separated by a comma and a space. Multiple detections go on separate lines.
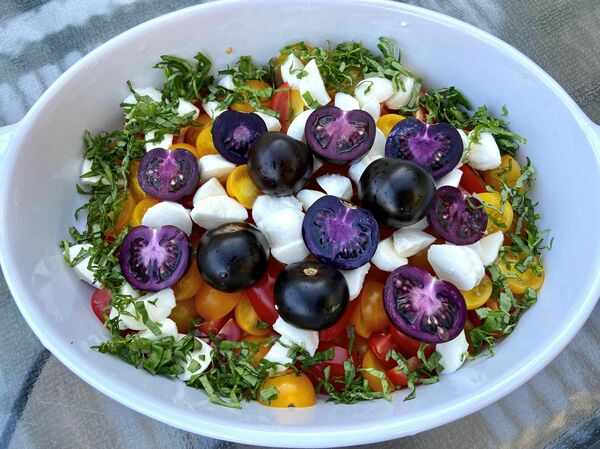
91, 289, 112, 323
319, 298, 358, 342
459, 165, 487, 194
247, 259, 281, 325
390, 326, 435, 359
269, 82, 291, 132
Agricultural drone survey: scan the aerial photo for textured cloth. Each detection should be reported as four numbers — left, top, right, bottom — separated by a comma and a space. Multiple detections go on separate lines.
1, 1, 600, 448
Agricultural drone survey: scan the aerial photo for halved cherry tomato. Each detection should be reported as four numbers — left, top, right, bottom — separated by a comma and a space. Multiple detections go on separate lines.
353, 335, 370, 357
196, 315, 228, 337
169, 142, 200, 159
461, 274, 493, 310
217, 317, 243, 342
483, 155, 523, 192
195, 126, 218, 158
243, 335, 273, 366
173, 263, 204, 301
184, 114, 212, 146
259, 370, 316, 408
247, 258, 281, 325
91, 289, 112, 323
194, 284, 242, 321
377, 114, 405, 137
131, 197, 160, 227
231, 102, 256, 112
359, 281, 389, 332
170, 297, 199, 333
246, 79, 272, 103
226, 165, 261, 208
319, 298, 359, 342
467, 310, 482, 327
269, 82, 291, 132
477, 192, 514, 234
350, 299, 372, 339
459, 165, 487, 194
290, 89, 304, 119
129, 161, 146, 201
497, 254, 545, 295
386, 356, 420, 388
361, 350, 393, 392
235, 293, 271, 336
307, 345, 355, 392
390, 326, 435, 359
368, 332, 399, 370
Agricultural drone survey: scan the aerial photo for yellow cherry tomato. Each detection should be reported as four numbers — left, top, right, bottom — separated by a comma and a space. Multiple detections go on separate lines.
231, 102, 256, 113
377, 114, 405, 137
131, 197, 160, 227
169, 142, 200, 159
290, 89, 305, 119
483, 155, 523, 192
170, 297, 199, 333
195, 126, 219, 158
246, 79, 272, 103
361, 350, 392, 392
477, 192, 514, 234
359, 281, 390, 332
461, 275, 493, 310
497, 254, 545, 295
129, 160, 146, 201
235, 293, 271, 336
242, 335, 273, 366
226, 165, 261, 209
350, 300, 372, 339
173, 263, 204, 301
194, 284, 242, 321
259, 370, 316, 408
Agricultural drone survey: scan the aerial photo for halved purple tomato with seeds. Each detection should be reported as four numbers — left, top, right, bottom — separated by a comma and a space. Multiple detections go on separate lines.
304, 106, 376, 164
427, 185, 488, 245
119, 225, 191, 291
384, 265, 466, 344
138, 148, 199, 201
385, 118, 463, 179
302, 195, 379, 270
212, 110, 267, 164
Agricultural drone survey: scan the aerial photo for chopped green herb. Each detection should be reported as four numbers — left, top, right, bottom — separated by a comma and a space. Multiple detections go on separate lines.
154, 52, 213, 101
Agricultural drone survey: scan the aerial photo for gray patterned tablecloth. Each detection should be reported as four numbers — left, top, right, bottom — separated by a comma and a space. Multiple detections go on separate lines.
1, 1, 599, 448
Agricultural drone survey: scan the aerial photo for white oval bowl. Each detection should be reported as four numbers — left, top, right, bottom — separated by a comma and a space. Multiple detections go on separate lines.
1, 0, 600, 447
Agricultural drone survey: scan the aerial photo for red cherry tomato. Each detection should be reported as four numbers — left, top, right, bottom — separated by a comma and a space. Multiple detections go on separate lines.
196, 315, 228, 337
269, 82, 291, 132
368, 332, 400, 370
468, 310, 483, 327
91, 289, 112, 323
319, 299, 359, 342
390, 326, 435, 359
306, 343, 359, 392
459, 165, 487, 194
217, 318, 243, 342
246, 259, 282, 325
386, 356, 420, 388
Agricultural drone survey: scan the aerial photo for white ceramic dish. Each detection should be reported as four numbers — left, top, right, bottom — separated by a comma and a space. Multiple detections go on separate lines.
1, 0, 600, 447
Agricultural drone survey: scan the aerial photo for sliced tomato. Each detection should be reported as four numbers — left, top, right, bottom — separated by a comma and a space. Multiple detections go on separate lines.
269, 82, 291, 132
217, 317, 243, 342
246, 259, 282, 325
196, 315, 228, 337
386, 356, 420, 388
459, 165, 487, 194
390, 326, 435, 359
91, 289, 112, 323
306, 344, 358, 392
319, 298, 359, 342
368, 332, 399, 370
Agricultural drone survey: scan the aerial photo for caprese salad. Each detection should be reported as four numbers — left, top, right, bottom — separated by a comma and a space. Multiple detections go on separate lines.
61, 38, 548, 408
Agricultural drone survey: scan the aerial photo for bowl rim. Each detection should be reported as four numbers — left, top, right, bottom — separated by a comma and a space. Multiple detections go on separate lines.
1, 0, 600, 446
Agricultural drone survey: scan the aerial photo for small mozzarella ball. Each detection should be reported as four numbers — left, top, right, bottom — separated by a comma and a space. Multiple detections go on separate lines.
392, 229, 436, 258
286, 109, 314, 142
217, 74, 235, 91
437, 330, 469, 374
296, 189, 326, 211
427, 244, 484, 291
316, 174, 353, 201
273, 317, 319, 356
192, 177, 228, 207
340, 263, 371, 300
138, 318, 178, 341
81, 159, 109, 186
176, 98, 200, 120
190, 195, 248, 230
119, 282, 140, 298
403, 216, 429, 231
271, 240, 310, 265
252, 195, 303, 225
142, 201, 193, 236
201, 101, 225, 120
115, 288, 176, 331
177, 336, 213, 381
476, 231, 504, 265
299, 59, 331, 107
312, 156, 323, 173
123, 87, 162, 105
435, 169, 463, 189
257, 208, 305, 248
467, 131, 501, 170
65, 243, 99, 287
280, 53, 305, 90
361, 100, 381, 122
198, 154, 236, 183
334, 92, 360, 111
145, 131, 173, 152
354, 77, 394, 107
255, 112, 282, 132
264, 340, 293, 370
384, 76, 415, 110
371, 237, 408, 272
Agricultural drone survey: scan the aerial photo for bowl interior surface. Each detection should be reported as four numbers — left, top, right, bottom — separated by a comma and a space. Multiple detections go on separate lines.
1, 0, 600, 447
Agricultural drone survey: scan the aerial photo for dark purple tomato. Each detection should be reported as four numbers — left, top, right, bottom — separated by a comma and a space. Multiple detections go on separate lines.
211, 110, 267, 164
358, 157, 436, 227
384, 265, 466, 344
138, 148, 200, 201
302, 195, 379, 270
247, 131, 313, 196
385, 118, 463, 179
304, 106, 375, 164
275, 260, 349, 330
119, 225, 191, 292
427, 186, 488, 245
196, 222, 269, 292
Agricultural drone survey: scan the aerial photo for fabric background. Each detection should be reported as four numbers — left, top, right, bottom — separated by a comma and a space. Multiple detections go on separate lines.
1, 1, 599, 448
